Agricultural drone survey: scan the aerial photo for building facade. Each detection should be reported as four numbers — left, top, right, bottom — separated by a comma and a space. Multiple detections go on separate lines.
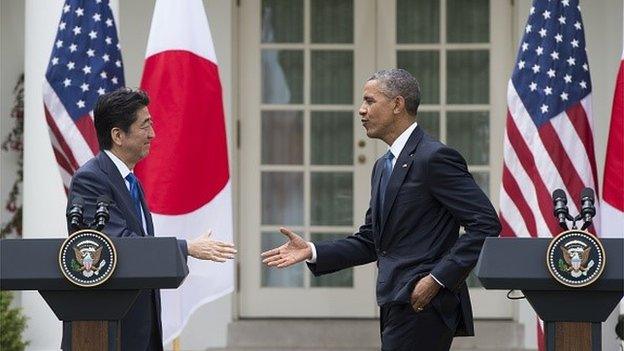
1, 0, 621, 350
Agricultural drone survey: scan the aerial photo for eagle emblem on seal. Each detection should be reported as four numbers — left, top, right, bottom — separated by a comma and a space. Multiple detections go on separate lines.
71, 245, 107, 277
559, 245, 594, 278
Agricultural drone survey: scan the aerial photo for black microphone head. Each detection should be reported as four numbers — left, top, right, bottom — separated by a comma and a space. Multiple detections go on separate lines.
552, 189, 567, 203
581, 187, 594, 201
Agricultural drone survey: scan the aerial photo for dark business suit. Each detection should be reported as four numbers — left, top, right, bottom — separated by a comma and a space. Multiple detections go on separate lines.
308, 126, 501, 350
63, 152, 188, 351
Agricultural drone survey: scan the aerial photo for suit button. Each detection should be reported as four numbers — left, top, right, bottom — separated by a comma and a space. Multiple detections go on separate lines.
381, 250, 387, 256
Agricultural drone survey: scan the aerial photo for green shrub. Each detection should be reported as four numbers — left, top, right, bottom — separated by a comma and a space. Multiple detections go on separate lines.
0, 291, 28, 351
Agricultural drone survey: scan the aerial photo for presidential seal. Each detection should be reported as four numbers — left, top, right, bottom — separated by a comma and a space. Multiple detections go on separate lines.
546, 230, 605, 288
59, 229, 117, 287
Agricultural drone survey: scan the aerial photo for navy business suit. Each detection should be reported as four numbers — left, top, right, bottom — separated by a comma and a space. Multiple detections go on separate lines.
63, 152, 188, 351
308, 126, 501, 348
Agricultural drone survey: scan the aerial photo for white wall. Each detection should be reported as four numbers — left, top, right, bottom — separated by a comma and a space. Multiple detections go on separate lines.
0, 0, 24, 233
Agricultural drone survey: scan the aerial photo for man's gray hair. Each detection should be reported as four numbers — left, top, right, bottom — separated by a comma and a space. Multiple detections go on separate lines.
368, 69, 421, 116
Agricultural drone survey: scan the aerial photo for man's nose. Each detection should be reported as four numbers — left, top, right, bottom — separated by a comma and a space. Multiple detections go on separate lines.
358, 104, 367, 116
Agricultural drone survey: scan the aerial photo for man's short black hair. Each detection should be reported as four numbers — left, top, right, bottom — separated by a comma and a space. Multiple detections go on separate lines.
94, 88, 150, 150
368, 69, 421, 117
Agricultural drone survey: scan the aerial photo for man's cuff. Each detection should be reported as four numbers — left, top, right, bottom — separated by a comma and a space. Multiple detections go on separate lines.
306, 242, 317, 263
430, 273, 445, 288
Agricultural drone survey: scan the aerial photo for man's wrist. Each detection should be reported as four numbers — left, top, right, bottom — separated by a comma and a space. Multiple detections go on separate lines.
429, 273, 445, 288
306, 242, 317, 263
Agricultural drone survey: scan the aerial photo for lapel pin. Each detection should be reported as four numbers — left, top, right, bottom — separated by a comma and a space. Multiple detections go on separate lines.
402, 163, 408, 168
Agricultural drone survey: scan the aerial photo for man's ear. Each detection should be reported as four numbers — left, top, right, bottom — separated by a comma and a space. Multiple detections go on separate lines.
393, 95, 406, 115
110, 127, 123, 146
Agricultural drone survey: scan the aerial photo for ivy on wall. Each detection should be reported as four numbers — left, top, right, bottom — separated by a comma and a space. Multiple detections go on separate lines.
1, 74, 23, 238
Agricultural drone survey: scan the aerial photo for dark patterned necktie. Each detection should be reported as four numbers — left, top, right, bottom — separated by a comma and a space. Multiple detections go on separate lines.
379, 150, 395, 208
125, 172, 143, 221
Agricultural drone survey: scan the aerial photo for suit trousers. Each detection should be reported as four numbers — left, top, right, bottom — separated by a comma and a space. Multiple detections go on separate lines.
380, 303, 454, 351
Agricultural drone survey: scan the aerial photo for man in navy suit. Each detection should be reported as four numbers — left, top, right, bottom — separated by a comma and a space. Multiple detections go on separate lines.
262, 69, 501, 350
64, 88, 236, 351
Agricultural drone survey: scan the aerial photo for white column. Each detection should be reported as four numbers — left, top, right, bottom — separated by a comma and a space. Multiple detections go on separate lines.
23, 0, 66, 348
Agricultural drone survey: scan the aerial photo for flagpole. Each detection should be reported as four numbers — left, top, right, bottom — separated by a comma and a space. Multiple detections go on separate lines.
173, 337, 180, 351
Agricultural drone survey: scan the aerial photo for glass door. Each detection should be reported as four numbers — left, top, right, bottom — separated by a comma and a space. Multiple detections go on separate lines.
239, 0, 378, 317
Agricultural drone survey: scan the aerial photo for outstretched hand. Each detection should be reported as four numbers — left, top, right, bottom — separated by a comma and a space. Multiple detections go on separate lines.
261, 227, 312, 268
188, 230, 237, 262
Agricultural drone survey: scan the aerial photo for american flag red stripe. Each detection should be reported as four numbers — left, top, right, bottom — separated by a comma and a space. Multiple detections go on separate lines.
44, 107, 80, 172
500, 1, 599, 349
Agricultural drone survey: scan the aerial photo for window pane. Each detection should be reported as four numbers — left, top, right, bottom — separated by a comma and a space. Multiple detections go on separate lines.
447, 50, 489, 104
397, 0, 439, 43
446, 112, 489, 165
262, 232, 304, 287
311, 51, 353, 105
310, 233, 354, 287
447, 0, 489, 43
311, 111, 353, 165
311, 0, 353, 43
262, 172, 304, 225
262, 111, 303, 165
472, 171, 490, 196
311, 172, 353, 226
262, 50, 304, 104
261, 0, 303, 43
397, 51, 439, 104
417, 111, 440, 139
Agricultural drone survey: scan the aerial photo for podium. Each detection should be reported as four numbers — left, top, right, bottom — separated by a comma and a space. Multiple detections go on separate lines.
0, 237, 188, 351
476, 237, 624, 351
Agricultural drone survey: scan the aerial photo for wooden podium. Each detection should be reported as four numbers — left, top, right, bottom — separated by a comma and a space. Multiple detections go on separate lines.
0, 237, 188, 351
476, 237, 623, 351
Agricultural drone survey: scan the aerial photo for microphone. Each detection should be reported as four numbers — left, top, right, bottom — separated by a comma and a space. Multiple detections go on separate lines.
67, 196, 85, 232
580, 187, 596, 230
94, 195, 112, 231
552, 189, 569, 230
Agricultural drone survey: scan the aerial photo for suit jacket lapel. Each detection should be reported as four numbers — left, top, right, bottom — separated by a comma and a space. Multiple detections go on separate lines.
371, 159, 384, 246
378, 127, 425, 239
97, 152, 146, 236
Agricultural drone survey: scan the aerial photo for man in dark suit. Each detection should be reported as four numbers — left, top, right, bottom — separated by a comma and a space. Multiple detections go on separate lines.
64, 88, 236, 351
261, 69, 501, 350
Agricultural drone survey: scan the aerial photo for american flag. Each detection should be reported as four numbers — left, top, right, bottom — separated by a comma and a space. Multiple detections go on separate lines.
499, 0, 599, 349
44, 0, 124, 190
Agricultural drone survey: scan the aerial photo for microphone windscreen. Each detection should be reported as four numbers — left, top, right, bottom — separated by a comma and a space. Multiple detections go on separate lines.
552, 189, 567, 203
581, 187, 594, 201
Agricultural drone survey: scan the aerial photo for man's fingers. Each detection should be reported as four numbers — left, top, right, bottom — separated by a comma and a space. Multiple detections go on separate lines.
276, 259, 294, 268
261, 247, 280, 257
217, 246, 237, 254
262, 254, 283, 265
268, 257, 289, 267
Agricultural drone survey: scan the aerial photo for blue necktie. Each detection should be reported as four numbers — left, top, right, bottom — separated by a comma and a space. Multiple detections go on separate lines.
379, 150, 395, 208
125, 173, 143, 221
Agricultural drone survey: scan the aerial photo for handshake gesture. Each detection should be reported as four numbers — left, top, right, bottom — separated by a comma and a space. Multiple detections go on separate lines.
261, 227, 312, 268
188, 230, 237, 262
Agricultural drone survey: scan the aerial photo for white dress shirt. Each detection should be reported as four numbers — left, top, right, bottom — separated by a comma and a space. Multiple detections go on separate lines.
104, 150, 148, 233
